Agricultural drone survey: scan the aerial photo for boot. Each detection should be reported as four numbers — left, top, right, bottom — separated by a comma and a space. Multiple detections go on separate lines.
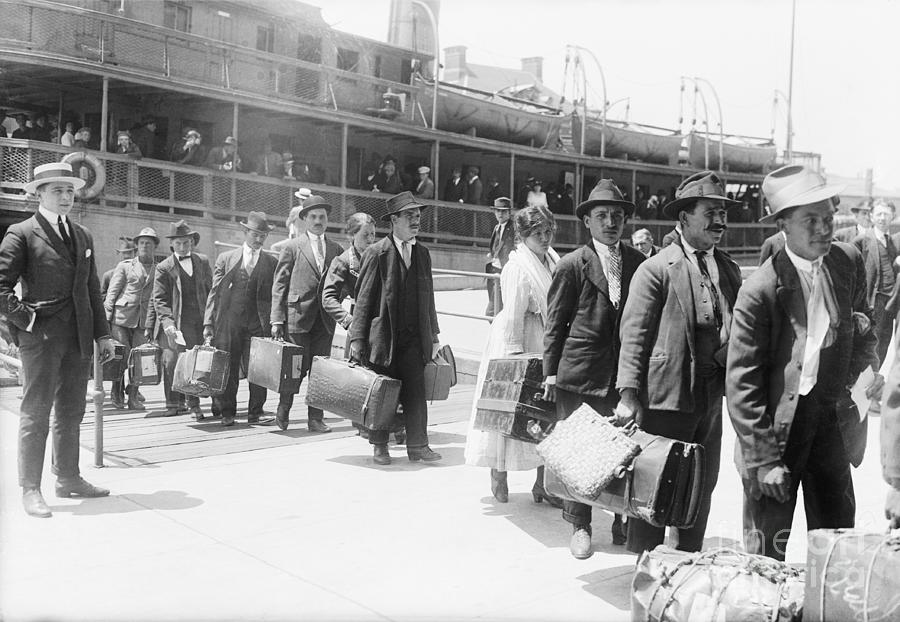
532, 466, 564, 508
490, 469, 508, 503
611, 514, 626, 545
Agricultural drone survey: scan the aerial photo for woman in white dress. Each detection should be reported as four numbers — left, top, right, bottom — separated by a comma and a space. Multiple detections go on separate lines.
525, 179, 549, 209
464, 205, 562, 505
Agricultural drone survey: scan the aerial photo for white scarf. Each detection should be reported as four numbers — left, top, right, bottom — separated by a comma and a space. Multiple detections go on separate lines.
506, 243, 559, 322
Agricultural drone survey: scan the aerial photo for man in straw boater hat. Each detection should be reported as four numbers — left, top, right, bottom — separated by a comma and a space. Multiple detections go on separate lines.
105, 227, 160, 410
203, 212, 277, 427
148, 220, 213, 418
543, 179, 646, 558
271, 188, 310, 255
270, 194, 343, 433
350, 191, 443, 465
484, 196, 515, 317
617, 171, 742, 556
727, 165, 881, 561
0, 161, 117, 517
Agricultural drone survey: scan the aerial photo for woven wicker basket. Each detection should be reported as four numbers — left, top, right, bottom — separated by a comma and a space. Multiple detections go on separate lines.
537, 404, 641, 498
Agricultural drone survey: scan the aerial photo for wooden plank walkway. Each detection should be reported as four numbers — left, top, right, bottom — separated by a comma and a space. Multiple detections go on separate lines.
0, 382, 475, 468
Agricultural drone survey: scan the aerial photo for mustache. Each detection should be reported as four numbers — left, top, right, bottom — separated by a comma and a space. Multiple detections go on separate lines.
707, 224, 728, 232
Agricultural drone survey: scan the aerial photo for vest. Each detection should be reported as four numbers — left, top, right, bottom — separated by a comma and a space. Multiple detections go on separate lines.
177, 260, 203, 327
396, 245, 420, 346
878, 236, 897, 294
688, 261, 722, 373
226, 260, 261, 331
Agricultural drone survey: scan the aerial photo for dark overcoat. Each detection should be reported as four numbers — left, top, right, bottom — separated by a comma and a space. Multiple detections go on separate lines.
203, 246, 276, 345
148, 252, 213, 340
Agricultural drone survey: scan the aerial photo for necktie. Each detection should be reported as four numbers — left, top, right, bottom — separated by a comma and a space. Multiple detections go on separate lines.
58, 216, 73, 253
607, 244, 621, 308
799, 262, 829, 395
695, 250, 723, 330
401, 241, 411, 268
246, 249, 257, 274
316, 236, 325, 272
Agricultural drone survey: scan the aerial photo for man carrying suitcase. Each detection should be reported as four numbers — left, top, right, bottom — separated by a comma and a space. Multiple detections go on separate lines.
270, 195, 343, 432
204, 212, 277, 427
349, 191, 443, 465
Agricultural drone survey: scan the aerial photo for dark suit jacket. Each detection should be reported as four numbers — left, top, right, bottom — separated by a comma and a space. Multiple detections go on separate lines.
204, 246, 276, 343
105, 257, 156, 329
321, 246, 362, 329
660, 227, 680, 248
465, 177, 483, 205
543, 243, 645, 397
149, 253, 213, 339
617, 240, 742, 412
444, 177, 465, 202
854, 228, 900, 308
270, 234, 343, 335
0, 212, 108, 356
727, 243, 878, 476
350, 236, 439, 367
759, 231, 785, 266
488, 221, 516, 268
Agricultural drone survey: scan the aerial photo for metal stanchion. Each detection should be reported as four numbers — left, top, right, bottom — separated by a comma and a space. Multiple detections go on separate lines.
92, 342, 105, 468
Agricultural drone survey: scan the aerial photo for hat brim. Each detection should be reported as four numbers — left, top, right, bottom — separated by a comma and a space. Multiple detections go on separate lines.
575, 199, 635, 219
662, 194, 739, 220
297, 203, 333, 218
24, 176, 87, 195
758, 183, 844, 224
241, 222, 275, 233
381, 203, 428, 221
166, 232, 201, 243
133, 235, 160, 245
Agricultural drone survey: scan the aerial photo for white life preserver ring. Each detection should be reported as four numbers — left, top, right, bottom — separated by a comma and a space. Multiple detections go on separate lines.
61, 151, 106, 200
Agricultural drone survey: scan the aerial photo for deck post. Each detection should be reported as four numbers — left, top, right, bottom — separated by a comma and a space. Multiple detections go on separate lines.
340, 123, 349, 212
100, 76, 109, 153
92, 342, 104, 468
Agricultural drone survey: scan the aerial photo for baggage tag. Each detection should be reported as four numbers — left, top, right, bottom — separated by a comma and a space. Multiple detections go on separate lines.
195, 348, 214, 372
291, 355, 303, 378
140, 355, 156, 377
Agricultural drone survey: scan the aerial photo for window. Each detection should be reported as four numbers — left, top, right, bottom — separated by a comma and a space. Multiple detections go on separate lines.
373, 55, 382, 79
256, 23, 275, 53
336, 48, 359, 72
296, 34, 321, 64
163, 1, 191, 33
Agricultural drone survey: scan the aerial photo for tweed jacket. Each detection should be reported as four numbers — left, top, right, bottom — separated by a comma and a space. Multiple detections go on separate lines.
0, 212, 108, 356
617, 239, 742, 412
543, 242, 645, 397
270, 233, 343, 335
487, 220, 516, 269
148, 252, 213, 339
758, 231, 785, 266
105, 257, 156, 329
203, 246, 276, 344
349, 236, 439, 367
726, 243, 878, 476
853, 228, 900, 308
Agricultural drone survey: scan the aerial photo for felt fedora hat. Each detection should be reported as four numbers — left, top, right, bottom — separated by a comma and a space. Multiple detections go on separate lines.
132, 227, 160, 245
165, 219, 200, 243
381, 191, 426, 221
241, 211, 275, 233
24, 162, 86, 194
115, 237, 136, 253
662, 171, 738, 219
575, 179, 634, 219
297, 195, 333, 218
759, 165, 844, 224
850, 199, 872, 213
493, 197, 512, 209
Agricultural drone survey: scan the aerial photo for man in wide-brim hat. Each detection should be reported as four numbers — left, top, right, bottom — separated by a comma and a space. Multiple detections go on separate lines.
0, 161, 116, 517
833, 199, 873, 244
617, 170, 742, 557
203, 211, 277, 427
270, 194, 343, 433
149, 219, 213, 418
543, 179, 646, 558
105, 227, 160, 411
484, 196, 515, 317
349, 191, 443, 465
726, 164, 880, 561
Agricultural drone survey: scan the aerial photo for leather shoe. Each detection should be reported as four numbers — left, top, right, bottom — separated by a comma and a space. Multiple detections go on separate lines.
570, 525, 593, 560
56, 477, 110, 499
190, 405, 205, 421
408, 446, 441, 462
111, 396, 126, 410
23, 488, 52, 518
308, 419, 331, 433
126, 398, 145, 411
222, 413, 235, 427
490, 469, 508, 503
611, 515, 627, 546
275, 406, 289, 431
393, 429, 406, 445
248, 413, 274, 424
373, 444, 391, 465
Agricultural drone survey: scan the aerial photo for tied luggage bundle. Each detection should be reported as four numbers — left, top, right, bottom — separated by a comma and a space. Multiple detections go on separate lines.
805, 529, 900, 622
172, 341, 230, 397
306, 356, 400, 430
544, 427, 704, 528
127, 342, 163, 386
89, 339, 126, 381
632, 546, 805, 622
424, 344, 456, 401
536, 404, 641, 498
247, 337, 305, 393
473, 354, 557, 443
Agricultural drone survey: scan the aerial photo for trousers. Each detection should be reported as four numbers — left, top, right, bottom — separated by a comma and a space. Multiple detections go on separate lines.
369, 339, 428, 449
212, 324, 267, 418
110, 323, 148, 400
276, 322, 332, 422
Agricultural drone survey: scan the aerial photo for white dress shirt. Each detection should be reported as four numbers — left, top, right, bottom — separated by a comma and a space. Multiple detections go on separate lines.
242, 243, 259, 272
38, 206, 69, 241
307, 231, 325, 270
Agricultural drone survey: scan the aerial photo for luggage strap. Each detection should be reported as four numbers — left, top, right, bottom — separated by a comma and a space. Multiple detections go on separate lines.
821, 532, 900, 622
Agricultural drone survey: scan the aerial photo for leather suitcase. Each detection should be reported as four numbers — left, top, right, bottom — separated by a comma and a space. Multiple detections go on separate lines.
805, 529, 900, 622
89, 339, 126, 381
306, 356, 401, 430
473, 354, 556, 443
247, 337, 305, 393
172, 344, 230, 397
127, 343, 163, 386
632, 545, 804, 622
423, 344, 456, 401
544, 429, 705, 528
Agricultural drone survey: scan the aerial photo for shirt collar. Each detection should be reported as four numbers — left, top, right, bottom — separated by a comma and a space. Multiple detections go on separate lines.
38, 206, 66, 226
784, 244, 822, 274
242, 242, 256, 254
393, 234, 416, 249
307, 231, 323, 243
591, 238, 618, 256
680, 235, 711, 258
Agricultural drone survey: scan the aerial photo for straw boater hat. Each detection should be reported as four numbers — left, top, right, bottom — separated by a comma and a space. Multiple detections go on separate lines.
115, 237, 136, 254
493, 197, 512, 210
759, 165, 844, 224
133, 227, 160, 245
662, 171, 738, 220
223, 136, 237, 146
417, 166, 430, 174
240, 211, 275, 233
165, 220, 200, 243
24, 162, 86, 194
382, 191, 426, 221
575, 179, 634, 219
294, 187, 312, 202
297, 195, 332, 219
